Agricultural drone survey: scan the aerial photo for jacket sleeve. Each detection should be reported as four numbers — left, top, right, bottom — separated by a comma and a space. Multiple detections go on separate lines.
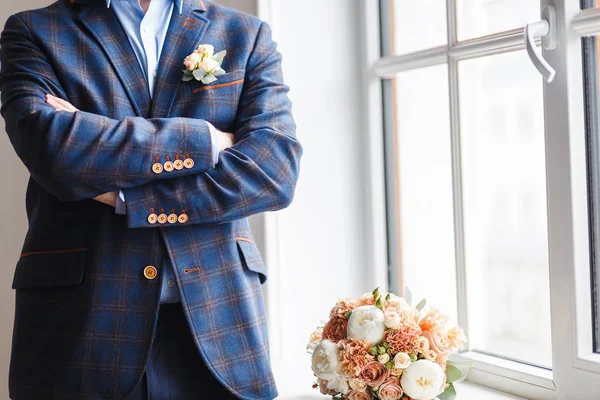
0, 14, 215, 202
122, 22, 303, 228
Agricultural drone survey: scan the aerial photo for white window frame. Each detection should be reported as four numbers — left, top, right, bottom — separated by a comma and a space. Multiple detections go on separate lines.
360, 0, 600, 398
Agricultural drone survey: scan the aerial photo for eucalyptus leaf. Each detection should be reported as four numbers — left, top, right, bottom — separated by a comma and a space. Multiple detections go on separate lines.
182, 74, 194, 82
437, 383, 457, 400
201, 74, 217, 84
213, 50, 227, 63
445, 363, 463, 383
404, 286, 413, 305
415, 298, 427, 311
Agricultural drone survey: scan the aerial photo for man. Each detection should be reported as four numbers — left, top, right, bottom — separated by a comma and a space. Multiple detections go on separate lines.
0, 0, 302, 398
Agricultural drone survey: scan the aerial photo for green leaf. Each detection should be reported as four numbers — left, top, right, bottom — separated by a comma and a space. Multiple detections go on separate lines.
437, 383, 457, 400
415, 299, 427, 311
346, 310, 353, 320
182, 74, 194, 82
446, 363, 463, 383
385, 293, 391, 301
193, 68, 207, 80
376, 297, 384, 309
212, 67, 226, 77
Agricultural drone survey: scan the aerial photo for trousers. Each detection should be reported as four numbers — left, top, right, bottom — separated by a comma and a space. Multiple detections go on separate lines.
127, 303, 239, 400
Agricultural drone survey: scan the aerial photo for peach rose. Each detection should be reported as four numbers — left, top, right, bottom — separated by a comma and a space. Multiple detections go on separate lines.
183, 52, 202, 71
347, 390, 372, 400
423, 329, 452, 358
330, 298, 358, 319
384, 310, 402, 329
358, 361, 390, 387
349, 378, 368, 392
390, 367, 404, 377
322, 317, 348, 343
416, 336, 430, 353
306, 327, 323, 352
377, 376, 403, 400
393, 352, 411, 369
419, 307, 449, 332
423, 349, 438, 361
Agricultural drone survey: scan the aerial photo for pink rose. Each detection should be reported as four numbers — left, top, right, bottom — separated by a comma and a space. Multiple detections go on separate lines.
183, 52, 202, 71
358, 361, 390, 387
322, 317, 348, 343
199, 58, 218, 73
377, 376, 403, 400
347, 390, 372, 400
423, 329, 452, 358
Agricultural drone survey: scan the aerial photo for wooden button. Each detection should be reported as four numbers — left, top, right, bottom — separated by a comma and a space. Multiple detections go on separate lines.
144, 266, 157, 280
183, 158, 194, 169
178, 213, 189, 224
164, 156, 174, 172
148, 208, 158, 224
152, 163, 163, 174
174, 159, 184, 170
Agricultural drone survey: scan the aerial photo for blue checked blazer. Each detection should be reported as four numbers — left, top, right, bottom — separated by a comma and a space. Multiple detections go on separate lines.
0, 0, 302, 399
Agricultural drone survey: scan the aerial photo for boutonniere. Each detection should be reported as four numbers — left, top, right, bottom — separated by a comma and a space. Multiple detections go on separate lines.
182, 44, 227, 84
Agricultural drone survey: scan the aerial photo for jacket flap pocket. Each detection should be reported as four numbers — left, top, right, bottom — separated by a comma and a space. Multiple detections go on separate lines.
236, 238, 267, 284
12, 249, 88, 289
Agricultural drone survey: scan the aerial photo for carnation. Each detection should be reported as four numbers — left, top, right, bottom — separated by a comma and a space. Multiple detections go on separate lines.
338, 339, 374, 376
322, 317, 348, 343
385, 322, 422, 355
330, 297, 358, 319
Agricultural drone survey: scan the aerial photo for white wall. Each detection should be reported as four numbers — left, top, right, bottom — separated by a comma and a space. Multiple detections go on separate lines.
260, 0, 373, 396
0, 1, 372, 399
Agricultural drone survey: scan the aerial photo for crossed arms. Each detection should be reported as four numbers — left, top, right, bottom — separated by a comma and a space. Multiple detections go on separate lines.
0, 15, 302, 228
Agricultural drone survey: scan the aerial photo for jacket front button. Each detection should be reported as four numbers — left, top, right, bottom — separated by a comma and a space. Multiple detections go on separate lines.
144, 266, 158, 280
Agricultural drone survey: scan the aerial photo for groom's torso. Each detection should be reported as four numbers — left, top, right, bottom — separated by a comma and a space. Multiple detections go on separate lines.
7, 1, 275, 399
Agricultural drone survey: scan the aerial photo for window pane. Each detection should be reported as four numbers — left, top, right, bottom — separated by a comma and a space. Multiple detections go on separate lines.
391, 0, 447, 55
458, 51, 552, 367
394, 64, 458, 321
456, 0, 539, 41
582, 31, 600, 353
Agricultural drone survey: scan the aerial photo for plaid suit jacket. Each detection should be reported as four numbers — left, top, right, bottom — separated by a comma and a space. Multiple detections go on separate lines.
0, 0, 302, 399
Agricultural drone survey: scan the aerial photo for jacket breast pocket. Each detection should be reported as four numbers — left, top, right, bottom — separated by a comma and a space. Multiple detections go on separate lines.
236, 238, 267, 284
12, 249, 88, 289
175, 69, 246, 129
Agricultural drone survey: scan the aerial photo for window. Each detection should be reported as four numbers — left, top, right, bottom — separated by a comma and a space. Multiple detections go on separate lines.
375, 0, 600, 397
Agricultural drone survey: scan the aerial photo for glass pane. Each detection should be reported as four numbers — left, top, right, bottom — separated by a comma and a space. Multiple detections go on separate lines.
581, 28, 600, 352
456, 0, 539, 41
391, 0, 447, 55
458, 51, 552, 367
394, 64, 458, 322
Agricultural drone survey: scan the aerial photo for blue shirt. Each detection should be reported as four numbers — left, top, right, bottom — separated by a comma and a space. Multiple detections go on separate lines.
108, 0, 218, 303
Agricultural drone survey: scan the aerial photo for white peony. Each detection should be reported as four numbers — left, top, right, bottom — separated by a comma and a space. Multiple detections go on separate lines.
400, 360, 446, 400
347, 305, 386, 345
324, 373, 350, 395
311, 340, 339, 378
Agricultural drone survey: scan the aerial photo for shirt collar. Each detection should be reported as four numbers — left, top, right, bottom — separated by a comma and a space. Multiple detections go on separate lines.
105, 0, 184, 14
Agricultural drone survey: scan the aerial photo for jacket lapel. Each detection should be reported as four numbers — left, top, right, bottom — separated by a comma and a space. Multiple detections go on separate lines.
75, 1, 152, 118
150, 0, 210, 118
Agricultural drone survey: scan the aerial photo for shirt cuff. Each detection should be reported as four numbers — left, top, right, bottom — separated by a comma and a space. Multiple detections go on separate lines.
206, 121, 219, 167
115, 190, 127, 215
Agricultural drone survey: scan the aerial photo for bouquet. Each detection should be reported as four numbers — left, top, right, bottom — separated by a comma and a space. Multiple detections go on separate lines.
307, 288, 470, 400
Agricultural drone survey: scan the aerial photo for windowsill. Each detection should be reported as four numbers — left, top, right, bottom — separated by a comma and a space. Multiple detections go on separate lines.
276, 381, 526, 400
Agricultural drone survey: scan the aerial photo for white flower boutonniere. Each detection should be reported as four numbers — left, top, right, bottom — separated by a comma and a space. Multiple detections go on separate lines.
182, 44, 227, 84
